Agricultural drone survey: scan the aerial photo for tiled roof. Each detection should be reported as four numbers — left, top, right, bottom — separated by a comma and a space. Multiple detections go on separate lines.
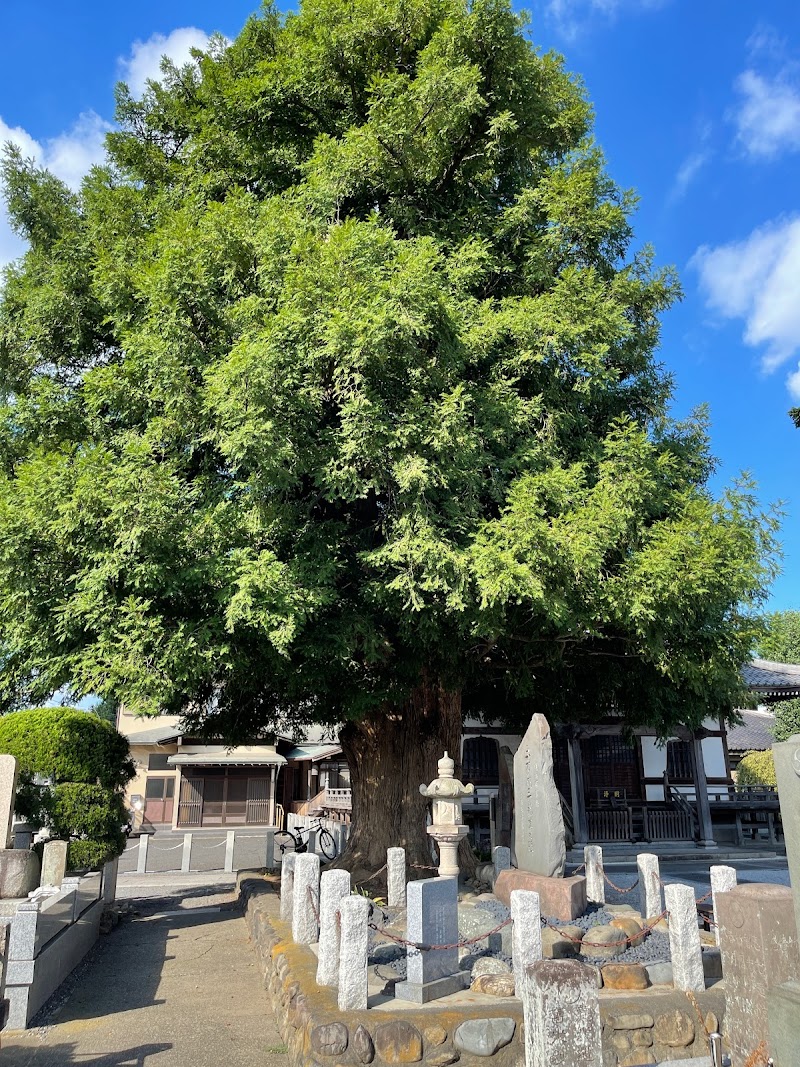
742, 659, 800, 698
727, 709, 775, 752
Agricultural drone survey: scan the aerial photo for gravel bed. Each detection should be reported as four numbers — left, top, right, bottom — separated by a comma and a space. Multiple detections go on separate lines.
474, 898, 672, 966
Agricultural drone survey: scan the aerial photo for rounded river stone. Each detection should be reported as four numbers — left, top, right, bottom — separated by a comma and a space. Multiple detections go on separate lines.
311, 1023, 349, 1057
453, 1018, 516, 1057
374, 1022, 423, 1063
353, 1025, 375, 1064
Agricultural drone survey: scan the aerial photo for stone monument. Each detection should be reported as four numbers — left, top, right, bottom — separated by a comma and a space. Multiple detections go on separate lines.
513, 714, 566, 878
768, 735, 800, 1066
394, 875, 468, 1003
419, 752, 473, 878
0, 754, 19, 848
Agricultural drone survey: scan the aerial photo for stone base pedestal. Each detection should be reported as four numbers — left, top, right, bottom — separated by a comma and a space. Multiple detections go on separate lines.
494, 869, 587, 921
394, 970, 469, 1004
768, 980, 800, 1066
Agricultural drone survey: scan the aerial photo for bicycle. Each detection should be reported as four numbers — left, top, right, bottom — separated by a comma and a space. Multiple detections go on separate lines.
276, 819, 337, 861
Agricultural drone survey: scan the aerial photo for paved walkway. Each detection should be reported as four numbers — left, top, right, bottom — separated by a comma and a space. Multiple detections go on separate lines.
1, 874, 287, 1067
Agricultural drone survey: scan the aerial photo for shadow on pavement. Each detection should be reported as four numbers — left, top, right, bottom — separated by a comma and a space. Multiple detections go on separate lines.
0, 1041, 172, 1066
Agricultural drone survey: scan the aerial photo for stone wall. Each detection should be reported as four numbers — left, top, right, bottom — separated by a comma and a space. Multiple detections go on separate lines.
239, 874, 726, 1067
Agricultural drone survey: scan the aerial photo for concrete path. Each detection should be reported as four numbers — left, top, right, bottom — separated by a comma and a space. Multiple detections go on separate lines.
1, 874, 287, 1067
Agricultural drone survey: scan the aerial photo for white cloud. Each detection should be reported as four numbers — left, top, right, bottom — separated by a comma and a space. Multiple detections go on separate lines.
545, 0, 668, 39
0, 110, 112, 270
691, 216, 800, 397
670, 150, 710, 201
734, 69, 800, 159
117, 27, 212, 97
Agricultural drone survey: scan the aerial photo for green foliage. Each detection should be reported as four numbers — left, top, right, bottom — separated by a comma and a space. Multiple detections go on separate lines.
0, 707, 134, 788
0, 0, 779, 753
0, 707, 133, 868
755, 611, 800, 742
736, 749, 777, 789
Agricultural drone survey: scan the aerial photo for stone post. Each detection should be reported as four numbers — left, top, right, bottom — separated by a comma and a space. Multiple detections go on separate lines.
264, 829, 275, 870
224, 830, 235, 872
664, 882, 704, 993
511, 889, 542, 997
771, 735, 800, 1065
292, 852, 321, 944
493, 846, 511, 881
584, 845, 604, 905
637, 852, 662, 920
102, 857, 119, 903
0, 754, 18, 848
280, 851, 297, 922
387, 847, 406, 908
181, 833, 192, 874
316, 869, 351, 986
136, 833, 149, 874
709, 864, 737, 947
522, 959, 602, 1067
307, 828, 317, 856
395, 876, 468, 1003
717, 882, 800, 1067
338, 894, 370, 1011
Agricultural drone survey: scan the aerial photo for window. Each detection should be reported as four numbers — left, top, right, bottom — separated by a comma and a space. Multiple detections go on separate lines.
148, 753, 173, 771
666, 740, 693, 781
145, 777, 175, 800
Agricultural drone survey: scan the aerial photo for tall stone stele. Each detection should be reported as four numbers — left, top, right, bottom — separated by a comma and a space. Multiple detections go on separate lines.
513, 714, 566, 878
420, 752, 474, 878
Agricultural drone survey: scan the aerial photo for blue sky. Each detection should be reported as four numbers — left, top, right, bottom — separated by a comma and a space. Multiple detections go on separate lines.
2, 0, 800, 613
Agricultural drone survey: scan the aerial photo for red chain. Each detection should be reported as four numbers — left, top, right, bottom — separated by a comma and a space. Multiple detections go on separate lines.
541, 909, 669, 949
368, 916, 513, 952
603, 873, 640, 894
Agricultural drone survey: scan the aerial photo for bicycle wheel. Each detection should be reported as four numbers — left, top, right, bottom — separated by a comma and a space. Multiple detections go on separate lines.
276, 831, 298, 854
319, 828, 337, 860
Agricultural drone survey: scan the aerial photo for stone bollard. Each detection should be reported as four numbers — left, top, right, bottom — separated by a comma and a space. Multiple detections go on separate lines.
584, 845, 604, 906
181, 833, 193, 874
717, 883, 799, 1067
664, 882, 704, 993
709, 864, 737, 947
136, 833, 150, 874
493, 846, 511, 882
522, 959, 602, 1067
637, 852, 662, 920
224, 830, 236, 872
292, 853, 321, 944
280, 851, 297, 922
338, 894, 370, 1011
316, 869, 352, 986
264, 829, 276, 870
387, 847, 406, 908
511, 889, 542, 997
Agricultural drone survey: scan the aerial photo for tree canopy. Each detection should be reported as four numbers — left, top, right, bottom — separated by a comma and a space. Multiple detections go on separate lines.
757, 610, 800, 742
0, 0, 778, 767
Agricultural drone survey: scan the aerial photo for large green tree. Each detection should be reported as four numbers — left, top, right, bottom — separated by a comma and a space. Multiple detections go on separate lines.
757, 610, 800, 742
0, 0, 777, 870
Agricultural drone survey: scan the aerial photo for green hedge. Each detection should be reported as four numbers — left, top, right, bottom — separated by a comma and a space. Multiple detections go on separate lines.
736, 749, 777, 789
0, 707, 134, 869
0, 706, 134, 787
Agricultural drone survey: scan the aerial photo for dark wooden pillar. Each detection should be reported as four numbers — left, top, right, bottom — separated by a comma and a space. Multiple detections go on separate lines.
567, 734, 589, 847
691, 733, 716, 848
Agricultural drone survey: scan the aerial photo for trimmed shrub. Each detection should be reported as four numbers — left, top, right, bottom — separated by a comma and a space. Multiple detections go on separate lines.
0, 706, 134, 787
0, 707, 134, 869
736, 749, 777, 789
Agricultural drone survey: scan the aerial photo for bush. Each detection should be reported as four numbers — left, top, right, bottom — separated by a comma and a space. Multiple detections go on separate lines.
736, 749, 777, 789
0, 706, 134, 787
0, 706, 134, 869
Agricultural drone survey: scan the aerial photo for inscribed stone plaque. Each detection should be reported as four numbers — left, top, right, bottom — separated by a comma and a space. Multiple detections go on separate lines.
513, 716, 566, 878
406, 876, 459, 985
41, 840, 69, 888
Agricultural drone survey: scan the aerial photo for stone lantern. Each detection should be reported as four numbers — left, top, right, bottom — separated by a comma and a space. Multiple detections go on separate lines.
419, 752, 474, 878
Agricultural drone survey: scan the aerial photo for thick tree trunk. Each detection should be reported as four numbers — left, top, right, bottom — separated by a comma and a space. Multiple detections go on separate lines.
335, 679, 475, 887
